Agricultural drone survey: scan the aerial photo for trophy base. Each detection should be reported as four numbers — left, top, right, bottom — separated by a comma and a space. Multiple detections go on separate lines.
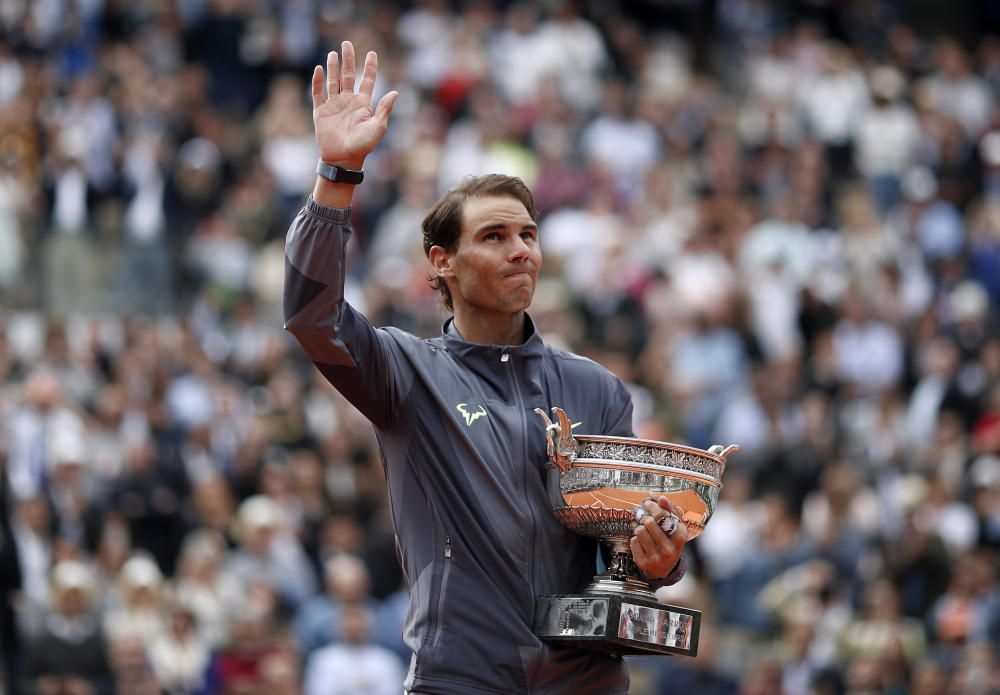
534, 593, 701, 657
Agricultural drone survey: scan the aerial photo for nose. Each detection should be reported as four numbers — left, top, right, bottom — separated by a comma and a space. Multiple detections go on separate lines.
508, 235, 531, 262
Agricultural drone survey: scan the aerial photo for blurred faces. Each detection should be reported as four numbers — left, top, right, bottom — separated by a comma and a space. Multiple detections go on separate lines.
339, 603, 372, 646
18, 496, 51, 533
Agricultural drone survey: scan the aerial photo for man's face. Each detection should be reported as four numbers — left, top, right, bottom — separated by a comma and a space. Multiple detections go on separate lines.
434, 195, 542, 316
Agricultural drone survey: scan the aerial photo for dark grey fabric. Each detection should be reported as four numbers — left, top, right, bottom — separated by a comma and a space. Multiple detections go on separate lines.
284, 198, 682, 694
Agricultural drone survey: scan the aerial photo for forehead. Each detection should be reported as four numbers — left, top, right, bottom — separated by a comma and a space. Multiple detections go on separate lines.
460, 195, 533, 233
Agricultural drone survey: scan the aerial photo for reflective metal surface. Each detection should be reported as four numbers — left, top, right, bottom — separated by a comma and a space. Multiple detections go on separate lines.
535, 407, 734, 547
534, 594, 701, 657
616, 602, 696, 652
555, 465, 722, 540
532, 406, 736, 657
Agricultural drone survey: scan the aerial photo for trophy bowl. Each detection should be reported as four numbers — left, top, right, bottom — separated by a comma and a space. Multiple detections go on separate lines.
533, 406, 738, 657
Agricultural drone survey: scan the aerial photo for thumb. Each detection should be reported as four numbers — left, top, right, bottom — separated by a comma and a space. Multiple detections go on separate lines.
374, 90, 399, 126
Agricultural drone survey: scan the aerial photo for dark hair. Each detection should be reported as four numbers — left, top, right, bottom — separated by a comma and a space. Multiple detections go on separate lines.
421, 174, 538, 312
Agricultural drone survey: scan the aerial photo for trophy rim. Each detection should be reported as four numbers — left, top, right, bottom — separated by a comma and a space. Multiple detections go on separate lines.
571, 434, 727, 465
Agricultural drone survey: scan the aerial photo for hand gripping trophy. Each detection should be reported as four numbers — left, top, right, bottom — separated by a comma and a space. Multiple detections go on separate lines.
533, 407, 738, 657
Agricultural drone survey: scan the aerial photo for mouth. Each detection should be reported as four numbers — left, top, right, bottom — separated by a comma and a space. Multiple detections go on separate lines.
502, 270, 534, 281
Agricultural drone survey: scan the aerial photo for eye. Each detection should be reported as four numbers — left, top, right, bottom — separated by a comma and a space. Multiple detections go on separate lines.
521, 230, 537, 242
484, 232, 502, 241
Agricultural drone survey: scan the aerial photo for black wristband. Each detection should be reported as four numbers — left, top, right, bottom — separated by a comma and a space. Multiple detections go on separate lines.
316, 160, 364, 185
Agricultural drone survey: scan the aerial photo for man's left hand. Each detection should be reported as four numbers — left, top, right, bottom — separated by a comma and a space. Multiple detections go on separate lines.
630, 495, 688, 580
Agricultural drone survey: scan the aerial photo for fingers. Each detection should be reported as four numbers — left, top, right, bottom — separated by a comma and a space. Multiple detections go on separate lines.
374, 90, 398, 126
657, 495, 682, 518
642, 498, 665, 521
630, 535, 650, 568
633, 515, 662, 557
324, 44, 386, 105
341, 40, 356, 94
311, 65, 324, 109
670, 514, 689, 544
631, 513, 676, 568
359, 51, 378, 96
326, 50, 340, 96
632, 503, 687, 578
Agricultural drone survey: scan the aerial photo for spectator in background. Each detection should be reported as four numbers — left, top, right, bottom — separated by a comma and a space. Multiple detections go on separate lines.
800, 42, 869, 177
831, 289, 904, 395
922, 38, 993, 138
293, 553, 377, 655
42, 129, 105, 317
148, 596, 212, 695
838, 578, 927, 670
10, 496, 53, 640
173, 529, 243, 650
225, 495, 317, 608
20, 560, 113, 695
579, 80, 662, 198
894, 166, 966, 262
6, 369, 88, 501
116, 131, 174, 316
209, 583, 294, 695
256, 76, 321, 222
110, 441, 188, 575
103, 553, 167, 648
302, 603, 405, 695
855, 66, 921, 214
0, 145, 29, 301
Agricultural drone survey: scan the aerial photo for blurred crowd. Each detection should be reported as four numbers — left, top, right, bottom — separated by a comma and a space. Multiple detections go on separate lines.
2, 0, 1000, 694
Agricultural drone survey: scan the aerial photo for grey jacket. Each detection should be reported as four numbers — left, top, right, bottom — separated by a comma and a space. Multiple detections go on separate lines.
283, 199, 683, 694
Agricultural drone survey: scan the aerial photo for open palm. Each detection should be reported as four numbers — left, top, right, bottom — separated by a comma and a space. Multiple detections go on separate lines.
311, 41, 398, 169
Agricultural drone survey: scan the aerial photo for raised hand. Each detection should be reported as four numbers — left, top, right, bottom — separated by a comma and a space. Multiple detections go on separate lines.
311, 41, 398, 170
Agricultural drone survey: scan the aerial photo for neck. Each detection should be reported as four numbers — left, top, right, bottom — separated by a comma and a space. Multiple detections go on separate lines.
452, 308, 527, 346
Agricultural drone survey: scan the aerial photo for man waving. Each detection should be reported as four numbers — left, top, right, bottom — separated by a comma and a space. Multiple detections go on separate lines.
284, 42, 686, 694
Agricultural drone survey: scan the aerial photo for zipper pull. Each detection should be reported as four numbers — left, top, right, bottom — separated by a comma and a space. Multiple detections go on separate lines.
444, 536, 452, 558
501, 350, 510, 363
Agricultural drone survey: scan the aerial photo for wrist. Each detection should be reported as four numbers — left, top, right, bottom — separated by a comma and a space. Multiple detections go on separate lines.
312, 176, 355, 208
313, 157, 366, 208
646, 555, 687, 588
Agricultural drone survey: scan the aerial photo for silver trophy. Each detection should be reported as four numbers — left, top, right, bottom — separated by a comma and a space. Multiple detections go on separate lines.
533, 406, 737, 657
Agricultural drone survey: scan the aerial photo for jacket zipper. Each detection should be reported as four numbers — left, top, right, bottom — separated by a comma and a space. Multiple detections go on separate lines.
501, 347, 538, 626
427, 534, 453, 650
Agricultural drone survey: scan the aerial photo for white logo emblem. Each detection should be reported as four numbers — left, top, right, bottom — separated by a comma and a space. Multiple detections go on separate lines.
457, 403, 488, 426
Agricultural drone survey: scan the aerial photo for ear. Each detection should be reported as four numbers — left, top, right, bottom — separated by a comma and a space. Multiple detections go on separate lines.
428, 245, 456, 279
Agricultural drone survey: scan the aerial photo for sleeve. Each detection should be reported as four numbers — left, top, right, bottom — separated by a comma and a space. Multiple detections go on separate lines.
603, 377, 635, 438
283, 198, 402, 428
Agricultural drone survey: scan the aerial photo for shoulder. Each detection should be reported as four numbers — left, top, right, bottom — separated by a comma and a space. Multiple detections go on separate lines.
542, 344, 627, 390
378, 326, 452, 357
295, 595, 335, 617
540, 343, 634, 433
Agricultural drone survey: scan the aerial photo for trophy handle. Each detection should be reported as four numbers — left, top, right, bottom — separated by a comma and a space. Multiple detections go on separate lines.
534, 407, 578, 473
707, 444, 740, 474
713, 444, 740, 460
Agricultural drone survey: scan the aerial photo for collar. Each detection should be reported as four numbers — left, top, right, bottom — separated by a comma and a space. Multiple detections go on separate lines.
441, 313, 545, 359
